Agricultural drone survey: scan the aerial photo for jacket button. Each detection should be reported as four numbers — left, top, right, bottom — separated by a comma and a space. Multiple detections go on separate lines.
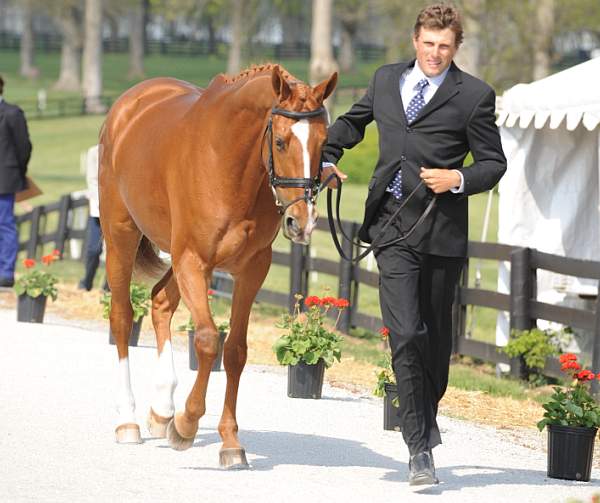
400, 155, 406, 161
405, 126, 412, 132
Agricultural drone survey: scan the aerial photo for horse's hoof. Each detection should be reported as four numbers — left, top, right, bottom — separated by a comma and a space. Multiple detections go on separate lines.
219, 448, 250, 470
166, 418, 195, 451
147, 408, 173, 438
115, 423, 142, 444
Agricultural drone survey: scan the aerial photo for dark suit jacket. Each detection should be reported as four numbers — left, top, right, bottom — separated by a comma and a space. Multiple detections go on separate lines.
0, 100, 32, 194
323, 61, 507, 257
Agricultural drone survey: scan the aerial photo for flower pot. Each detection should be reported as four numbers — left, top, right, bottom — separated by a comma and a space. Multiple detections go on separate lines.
547, 424, 597, 481
287, 359, 325, 399
17, 294, 47, 323
188, 330, 227, 372
108, 317, 143, 346
383, 383, 401, 432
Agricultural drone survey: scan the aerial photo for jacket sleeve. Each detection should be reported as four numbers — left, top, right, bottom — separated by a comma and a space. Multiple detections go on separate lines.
458, 88, 506, 196
7, 107, 32, 174
321, 72, 376, 164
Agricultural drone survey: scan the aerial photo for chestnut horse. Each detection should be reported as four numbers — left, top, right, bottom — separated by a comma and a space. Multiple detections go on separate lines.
98, 64, 337, 468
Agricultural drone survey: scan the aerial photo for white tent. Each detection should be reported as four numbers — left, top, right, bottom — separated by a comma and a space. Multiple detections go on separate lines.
495, 58, 600, 348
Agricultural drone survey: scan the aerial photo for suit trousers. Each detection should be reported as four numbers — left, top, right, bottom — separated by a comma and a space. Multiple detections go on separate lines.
80, 216, 103, 290
371, 193, 464, 455
0, 193, 18, 280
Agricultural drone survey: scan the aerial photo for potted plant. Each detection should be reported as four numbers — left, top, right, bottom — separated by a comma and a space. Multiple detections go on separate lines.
14, 251, 60, 323
273, 294, 348, 399
502, 327, 561, 383
102, 282, 150, 346
180, 289, 230, 372
373, 327, 401, 431
537, 353, 600, 481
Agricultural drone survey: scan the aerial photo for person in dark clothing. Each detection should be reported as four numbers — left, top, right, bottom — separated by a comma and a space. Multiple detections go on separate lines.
0, 75, 32, 287
321, 3, 506, 487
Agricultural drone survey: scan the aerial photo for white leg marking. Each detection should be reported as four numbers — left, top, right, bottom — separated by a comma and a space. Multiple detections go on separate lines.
117, 357, 137, 425
291, 119, 317, 232
151, 340, 178, 418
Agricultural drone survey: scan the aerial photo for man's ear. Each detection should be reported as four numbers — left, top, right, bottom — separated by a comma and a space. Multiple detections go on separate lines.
313, 72, 338, 103
271, 65, 292, 102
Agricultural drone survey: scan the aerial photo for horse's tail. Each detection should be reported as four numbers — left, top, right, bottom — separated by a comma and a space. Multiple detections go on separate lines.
135, 236, 168, 278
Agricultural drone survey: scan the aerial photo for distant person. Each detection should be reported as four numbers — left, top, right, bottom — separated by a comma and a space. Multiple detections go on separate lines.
0, 75, 32, 288
78, 144, 104, 291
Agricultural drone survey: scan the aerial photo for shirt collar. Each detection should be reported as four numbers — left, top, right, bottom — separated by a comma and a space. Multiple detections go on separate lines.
407, 61, 450, 89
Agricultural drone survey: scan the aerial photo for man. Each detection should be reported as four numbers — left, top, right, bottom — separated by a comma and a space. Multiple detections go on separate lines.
322, 3, 506, 487
0, 75, 32, 287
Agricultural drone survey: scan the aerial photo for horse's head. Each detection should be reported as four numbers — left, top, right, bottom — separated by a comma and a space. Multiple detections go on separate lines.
266, 66, 337, 244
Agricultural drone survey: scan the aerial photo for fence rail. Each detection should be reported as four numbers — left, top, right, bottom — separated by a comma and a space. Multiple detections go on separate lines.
16, 193, 600, 390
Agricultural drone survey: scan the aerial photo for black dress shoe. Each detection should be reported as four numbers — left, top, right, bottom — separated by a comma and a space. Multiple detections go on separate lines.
0, 277, 14, 288
408, 450, 439, 487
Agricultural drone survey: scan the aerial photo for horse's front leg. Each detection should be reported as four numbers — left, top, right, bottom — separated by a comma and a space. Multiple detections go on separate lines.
147, 268, 181, 438
218, 247, 272, 469
166, 252, 217, 451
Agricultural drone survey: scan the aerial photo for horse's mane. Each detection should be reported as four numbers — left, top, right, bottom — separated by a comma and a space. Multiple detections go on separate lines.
222, 63, 300, 85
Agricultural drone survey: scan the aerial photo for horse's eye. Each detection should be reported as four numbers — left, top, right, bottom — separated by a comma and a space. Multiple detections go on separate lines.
275, 137, 285, 151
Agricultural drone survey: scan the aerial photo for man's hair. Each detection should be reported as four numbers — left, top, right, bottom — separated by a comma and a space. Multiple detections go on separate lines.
0, 75, 4, 95
414, 3, 464, 47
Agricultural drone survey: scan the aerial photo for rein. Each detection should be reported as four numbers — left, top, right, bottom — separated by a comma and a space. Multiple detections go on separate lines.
326, 177, 437, 263
264, 106, 327, 214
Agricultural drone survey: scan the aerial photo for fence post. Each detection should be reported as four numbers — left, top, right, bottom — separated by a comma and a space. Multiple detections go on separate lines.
55, 195, 72, 257
289, 242, 308, 312
509, 247, 536, 379
591, 292, 600, 397
337, 221, 356, 333
26, 206, 43, 259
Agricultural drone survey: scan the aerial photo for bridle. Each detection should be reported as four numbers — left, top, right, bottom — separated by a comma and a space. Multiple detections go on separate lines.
263, 106, 330, 214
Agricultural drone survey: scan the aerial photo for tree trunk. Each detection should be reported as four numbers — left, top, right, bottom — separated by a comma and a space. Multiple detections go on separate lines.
20, 0, 38, 79
338, 22, 356, 73
54, 6, 82, 91
532, 0, 554, 80
310, 0, 338, 114
454, 0, 482, 77
207, 17, 217, 55
82, 0, 105, 113
128, 0, 145, 79
227, 0, 244, 76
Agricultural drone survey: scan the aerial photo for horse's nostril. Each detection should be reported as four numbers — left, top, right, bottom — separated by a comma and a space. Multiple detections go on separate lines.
286, 216, 300, 234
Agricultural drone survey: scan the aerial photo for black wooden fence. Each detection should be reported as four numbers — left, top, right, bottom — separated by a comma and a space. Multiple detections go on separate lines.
17, 193, 600, 390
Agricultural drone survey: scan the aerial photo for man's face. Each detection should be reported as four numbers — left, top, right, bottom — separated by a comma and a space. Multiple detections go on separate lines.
412, 27, 458, 77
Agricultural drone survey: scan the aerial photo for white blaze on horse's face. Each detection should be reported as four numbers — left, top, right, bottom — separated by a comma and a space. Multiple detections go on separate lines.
285, 119, 318, 241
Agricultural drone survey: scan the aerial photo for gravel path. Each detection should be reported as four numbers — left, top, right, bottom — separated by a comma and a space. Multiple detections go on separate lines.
1, 309, 598, 502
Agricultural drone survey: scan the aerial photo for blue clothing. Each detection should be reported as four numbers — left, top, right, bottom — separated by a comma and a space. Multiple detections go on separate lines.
0, 193, 17, 280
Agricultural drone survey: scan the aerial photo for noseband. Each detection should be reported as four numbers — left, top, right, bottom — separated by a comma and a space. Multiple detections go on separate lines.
264, 106, 327, 214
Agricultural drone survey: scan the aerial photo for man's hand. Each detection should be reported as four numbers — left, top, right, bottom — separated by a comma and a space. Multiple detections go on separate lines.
419, 167, 461, 194
321, 164, 348, 189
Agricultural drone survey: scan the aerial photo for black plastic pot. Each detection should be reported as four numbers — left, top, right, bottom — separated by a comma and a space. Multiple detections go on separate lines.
188, 330, 227, 372
109, 318, 143, 346
383, 383, 401, 431
547, 424, 597, 481
287, 359, 325, 399
17, 294, 47, 323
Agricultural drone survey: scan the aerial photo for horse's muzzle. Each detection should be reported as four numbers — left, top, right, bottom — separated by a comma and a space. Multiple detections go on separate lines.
282, 208, 317, 245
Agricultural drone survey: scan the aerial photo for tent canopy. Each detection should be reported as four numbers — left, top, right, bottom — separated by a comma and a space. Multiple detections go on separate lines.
496, 57, 600, 131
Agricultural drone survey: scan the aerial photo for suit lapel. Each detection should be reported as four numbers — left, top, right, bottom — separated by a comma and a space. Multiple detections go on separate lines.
390, 60, 414, 125
412, 62, 462, 124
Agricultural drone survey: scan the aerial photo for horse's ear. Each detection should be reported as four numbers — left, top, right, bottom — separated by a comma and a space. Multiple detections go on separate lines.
272, 66, 292, 102
313, 72, 338, 103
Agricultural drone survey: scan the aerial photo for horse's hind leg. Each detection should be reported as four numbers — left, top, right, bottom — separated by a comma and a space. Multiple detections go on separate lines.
166, 252, 218, 451
147, 267, 181, 438
218, 248, 272, 469
103, 215, 143, 444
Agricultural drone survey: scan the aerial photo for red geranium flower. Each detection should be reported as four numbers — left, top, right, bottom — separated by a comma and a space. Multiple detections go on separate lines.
304, 296, 320, 307
23, 258, 36, 268
41, 254, 57, 265
379, 326, 390, 338
319, 296, 337, 306
561, 361, 581, 372
335, 298, 350, 309
576, 370, 595, 381
207, 289, 215, 296
52, 249, 60, 256
559, 353, 578, 364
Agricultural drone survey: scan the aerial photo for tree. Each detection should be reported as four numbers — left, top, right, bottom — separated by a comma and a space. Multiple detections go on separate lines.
128, 0, 147, 79
20, 0, 39, 79
310, 0, 338, 115
227, 0, 243, 75
82, 0, 105, 113
532, 0, 554, 80
335, 0, 370, 73
52, 1, 83, 91
453, 0, 483, 78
